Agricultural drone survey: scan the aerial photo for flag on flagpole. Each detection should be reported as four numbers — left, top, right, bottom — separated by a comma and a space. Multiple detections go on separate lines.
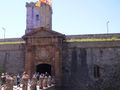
35, 1, 41, 7
48, 0, 52, 6
40, 0, 47, 4
40, 0, 52, 6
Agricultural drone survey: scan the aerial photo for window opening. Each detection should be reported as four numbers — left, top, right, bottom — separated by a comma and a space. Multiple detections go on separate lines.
94, 64, 100, 78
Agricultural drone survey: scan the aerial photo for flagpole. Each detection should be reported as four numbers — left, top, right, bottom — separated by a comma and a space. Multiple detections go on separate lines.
2, 27, 6, 40
106, 21, 109, 34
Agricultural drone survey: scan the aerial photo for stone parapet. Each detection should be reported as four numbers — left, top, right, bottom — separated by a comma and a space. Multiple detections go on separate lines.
0, 38, 23, 42
66, 33, 120, 40
68, 41, 120, 48
0, 44, 25, 51
26, 2, 35, 7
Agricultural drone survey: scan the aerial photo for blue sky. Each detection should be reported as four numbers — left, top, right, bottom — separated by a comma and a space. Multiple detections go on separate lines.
0, 0, 120, 38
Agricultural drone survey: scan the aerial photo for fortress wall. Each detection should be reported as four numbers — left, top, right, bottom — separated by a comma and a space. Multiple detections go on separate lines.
66, 33, 120, 40
0, 44, 25, 74
62, 41, 120, 90
0, 36, 120, 90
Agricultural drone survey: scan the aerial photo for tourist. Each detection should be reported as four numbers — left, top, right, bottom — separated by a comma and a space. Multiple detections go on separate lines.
17, 74, 21, 86
45, 72, 49, 77
39, 73, 44, 89
22, 72, 30, 79
30, 73, 37, 90
5, 73, 8, 79
42, 76, 48, 89
22, 72, 30, 90
1, 73, 6, 85
36, 72, 40, 81
13, 75, 17, 86
47, 75, 52, 87
5, 75, 14, 90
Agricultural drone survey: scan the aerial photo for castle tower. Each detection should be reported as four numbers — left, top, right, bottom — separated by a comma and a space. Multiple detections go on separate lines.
25, 1, 52, 33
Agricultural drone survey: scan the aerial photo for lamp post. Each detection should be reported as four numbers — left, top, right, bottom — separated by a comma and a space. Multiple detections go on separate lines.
106, 21, 109, 34
2, 27, 6, 40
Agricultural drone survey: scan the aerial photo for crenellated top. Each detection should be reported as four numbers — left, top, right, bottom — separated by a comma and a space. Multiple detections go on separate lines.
26, 2, 35, 7
26, 1, 52, 8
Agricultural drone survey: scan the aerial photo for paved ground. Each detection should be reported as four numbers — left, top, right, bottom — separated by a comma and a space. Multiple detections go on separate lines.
1, 84, 54, 90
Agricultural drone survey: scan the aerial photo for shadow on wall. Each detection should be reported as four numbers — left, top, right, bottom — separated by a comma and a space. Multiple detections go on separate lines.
70, 48, 90, 90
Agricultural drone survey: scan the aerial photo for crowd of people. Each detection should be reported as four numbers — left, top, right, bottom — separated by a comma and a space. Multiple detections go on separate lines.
0, 72, 55, 89
1, 73, 21, 86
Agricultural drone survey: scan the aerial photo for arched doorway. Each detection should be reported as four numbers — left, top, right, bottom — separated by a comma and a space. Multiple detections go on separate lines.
36, 64, 51, 75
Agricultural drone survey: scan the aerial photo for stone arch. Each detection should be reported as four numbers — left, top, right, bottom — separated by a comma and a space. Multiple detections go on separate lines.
36, 63, 51, 75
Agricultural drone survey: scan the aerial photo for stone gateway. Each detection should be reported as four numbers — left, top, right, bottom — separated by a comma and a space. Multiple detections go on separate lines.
22, 27, 65, 82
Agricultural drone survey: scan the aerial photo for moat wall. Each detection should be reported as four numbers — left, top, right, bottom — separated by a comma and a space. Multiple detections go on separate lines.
0, 44, 25, 74
62, 41, 120, 90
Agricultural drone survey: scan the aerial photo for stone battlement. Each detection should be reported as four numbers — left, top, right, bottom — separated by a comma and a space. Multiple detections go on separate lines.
68, 41, 120, 48
26, 1, 52, 8
0, 38, 23, 42
66, 33, 120, 40
0, 44, 25, 51
26, 2, 35, 7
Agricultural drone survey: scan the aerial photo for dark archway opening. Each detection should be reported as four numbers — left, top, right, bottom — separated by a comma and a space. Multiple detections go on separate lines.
36, 64, 51, 75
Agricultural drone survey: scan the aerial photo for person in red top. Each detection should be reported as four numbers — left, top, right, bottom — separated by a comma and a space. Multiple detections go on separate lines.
22, 72, 30, 90
1, 73, 6, 85
22, 72, 30, 79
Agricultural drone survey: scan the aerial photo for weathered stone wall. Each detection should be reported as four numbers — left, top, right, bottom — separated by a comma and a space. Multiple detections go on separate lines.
26, 2, 52, 33
0, 44, 25, 74
62, 41, 120, 90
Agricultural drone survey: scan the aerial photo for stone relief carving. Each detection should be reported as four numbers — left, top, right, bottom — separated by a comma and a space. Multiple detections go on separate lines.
38, 48, 49, 58
35, 47, 51, 60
